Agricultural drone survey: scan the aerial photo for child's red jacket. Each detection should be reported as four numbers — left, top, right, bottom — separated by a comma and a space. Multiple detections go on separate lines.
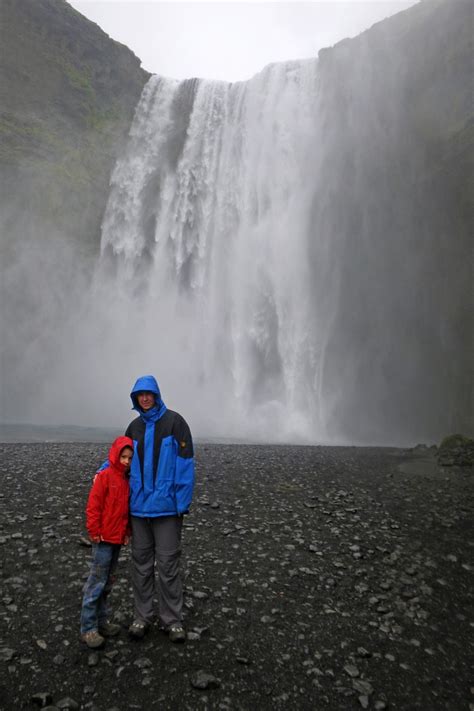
86, 436, 133, 544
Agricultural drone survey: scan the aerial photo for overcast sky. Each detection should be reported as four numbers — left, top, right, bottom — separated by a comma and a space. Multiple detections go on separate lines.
69, 1, 418, 81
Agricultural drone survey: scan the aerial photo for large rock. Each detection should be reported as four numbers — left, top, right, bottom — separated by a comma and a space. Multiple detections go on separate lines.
438, 434, 474, 467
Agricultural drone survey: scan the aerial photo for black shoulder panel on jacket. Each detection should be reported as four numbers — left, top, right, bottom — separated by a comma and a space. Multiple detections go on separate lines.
171, 411, 194, 458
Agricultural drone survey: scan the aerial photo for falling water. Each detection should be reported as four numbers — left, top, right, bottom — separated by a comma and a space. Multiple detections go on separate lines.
84, 34, 469, 446
97, 62, 329, 442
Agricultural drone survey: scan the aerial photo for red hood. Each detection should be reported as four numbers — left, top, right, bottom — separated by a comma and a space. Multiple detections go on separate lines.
108, 435, 134, 474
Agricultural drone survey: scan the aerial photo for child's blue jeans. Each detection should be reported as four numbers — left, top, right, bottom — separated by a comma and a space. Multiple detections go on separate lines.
80, 542, 121, 634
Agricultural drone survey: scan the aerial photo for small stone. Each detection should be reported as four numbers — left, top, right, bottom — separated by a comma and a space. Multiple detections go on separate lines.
134, 657, 152, 669
358, 695, 370, 709
53, 654, 65, 666
36, 639, 47, 650
343, 664, 360, 678
87, 653, 99, 667
353, 679, 374, 696
0, 648, 15, 662
56, 698, 79, 709
193, 626, 210, 636
31, 692, 53, 707
191, 671, 220, 690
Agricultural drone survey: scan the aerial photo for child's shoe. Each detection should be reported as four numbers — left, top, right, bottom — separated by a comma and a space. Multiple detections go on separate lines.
81, 630, 105, 648
99, 621, 121, 637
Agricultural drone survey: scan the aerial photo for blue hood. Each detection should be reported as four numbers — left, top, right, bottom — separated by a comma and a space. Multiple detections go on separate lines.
130, 375, 167, 422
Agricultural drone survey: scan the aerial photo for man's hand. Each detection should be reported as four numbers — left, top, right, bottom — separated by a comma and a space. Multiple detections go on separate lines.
124, 536, 130, 546
90, 535, 101, 543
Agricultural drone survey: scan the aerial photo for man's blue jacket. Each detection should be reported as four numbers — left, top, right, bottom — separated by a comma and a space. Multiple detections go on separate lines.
125, 375, 195, 518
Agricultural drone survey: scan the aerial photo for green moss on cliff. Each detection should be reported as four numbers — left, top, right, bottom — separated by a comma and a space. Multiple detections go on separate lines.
0, 0, 150, 248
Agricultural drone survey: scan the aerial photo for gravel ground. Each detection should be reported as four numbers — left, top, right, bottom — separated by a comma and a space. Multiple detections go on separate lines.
0, 442, 472, 711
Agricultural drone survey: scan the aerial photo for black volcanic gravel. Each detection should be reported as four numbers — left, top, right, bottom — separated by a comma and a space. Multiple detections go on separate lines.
0, 443, 473, 710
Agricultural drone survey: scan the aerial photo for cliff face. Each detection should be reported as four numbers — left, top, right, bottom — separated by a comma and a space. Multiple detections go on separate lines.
313, 0, 473, 440
0, 0, 150, 249
0, 0, 150, 421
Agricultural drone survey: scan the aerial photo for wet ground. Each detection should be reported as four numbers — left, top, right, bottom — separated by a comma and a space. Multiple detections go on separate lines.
0, 443, 473, 710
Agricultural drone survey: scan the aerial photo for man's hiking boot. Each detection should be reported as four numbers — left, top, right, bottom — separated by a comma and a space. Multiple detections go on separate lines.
81, 630, 105, 649
99, 621, 121, 637
128, 620, 149, 639
166, 625, 186, 643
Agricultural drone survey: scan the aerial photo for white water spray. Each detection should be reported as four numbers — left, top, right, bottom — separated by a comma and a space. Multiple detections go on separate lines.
97, 62, 331, 442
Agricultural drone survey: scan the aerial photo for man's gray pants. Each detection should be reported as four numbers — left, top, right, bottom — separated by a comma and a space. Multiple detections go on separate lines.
130, 515, 183, 628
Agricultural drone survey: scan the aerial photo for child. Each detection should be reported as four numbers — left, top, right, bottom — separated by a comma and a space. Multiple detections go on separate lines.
80, 436, 134, 648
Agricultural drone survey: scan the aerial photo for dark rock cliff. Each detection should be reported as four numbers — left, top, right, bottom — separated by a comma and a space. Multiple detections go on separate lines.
0, 0, 150, 250
314, 0, 473, 441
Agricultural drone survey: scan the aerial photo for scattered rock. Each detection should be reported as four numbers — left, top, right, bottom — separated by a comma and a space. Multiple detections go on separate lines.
344, 664, 360, 678
31, 692, 53, 707
56, 698, 80, 709
1, 442, 472, 709
0, 647, 15, 662
78, 536, 92, 547
134, 657, 153, 669
190, 671, 221, 690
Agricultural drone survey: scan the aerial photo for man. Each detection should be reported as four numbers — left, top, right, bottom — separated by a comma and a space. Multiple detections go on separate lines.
125, 374, 195, 643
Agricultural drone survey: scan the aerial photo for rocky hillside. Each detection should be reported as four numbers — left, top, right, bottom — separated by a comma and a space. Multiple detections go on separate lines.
314, 0, 473, 441
0, 0, 149, 250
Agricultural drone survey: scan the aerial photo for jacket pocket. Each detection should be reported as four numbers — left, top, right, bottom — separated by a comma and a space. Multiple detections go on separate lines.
151, 481, 176, 514
157, 437, 177, 482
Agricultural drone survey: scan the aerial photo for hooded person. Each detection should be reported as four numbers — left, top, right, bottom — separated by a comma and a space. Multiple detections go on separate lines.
125, 375, 195, 643
80, 436, 134, 649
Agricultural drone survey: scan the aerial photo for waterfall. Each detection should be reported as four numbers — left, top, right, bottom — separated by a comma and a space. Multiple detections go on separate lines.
97, 62, 330, 442
82, 37, 468, 447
